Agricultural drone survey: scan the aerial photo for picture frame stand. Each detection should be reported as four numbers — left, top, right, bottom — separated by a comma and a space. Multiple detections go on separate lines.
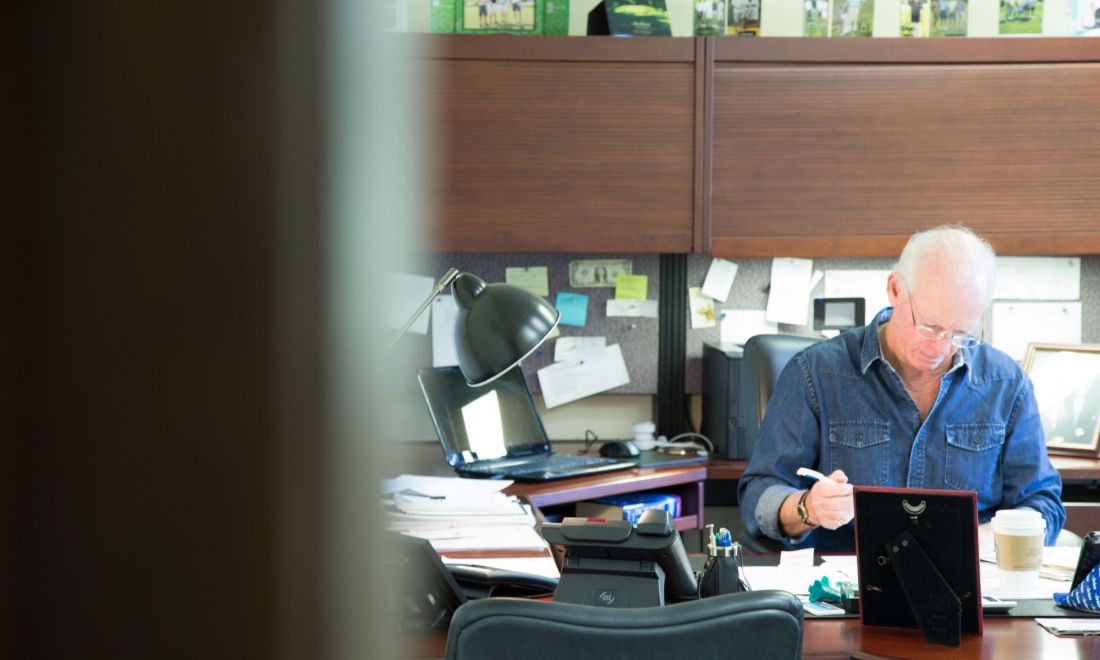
886, 529, 962, 646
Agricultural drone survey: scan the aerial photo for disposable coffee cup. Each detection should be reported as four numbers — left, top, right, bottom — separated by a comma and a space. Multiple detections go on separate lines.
991, 509, 1045, 592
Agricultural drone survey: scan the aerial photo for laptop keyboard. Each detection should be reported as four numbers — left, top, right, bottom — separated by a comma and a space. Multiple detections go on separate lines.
465, 454, 620, 477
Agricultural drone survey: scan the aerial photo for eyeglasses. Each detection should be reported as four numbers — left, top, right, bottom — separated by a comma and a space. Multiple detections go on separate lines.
907, 292, 981, 348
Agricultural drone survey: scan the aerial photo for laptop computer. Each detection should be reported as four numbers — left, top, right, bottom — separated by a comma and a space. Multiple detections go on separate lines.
417, 366, 634, 481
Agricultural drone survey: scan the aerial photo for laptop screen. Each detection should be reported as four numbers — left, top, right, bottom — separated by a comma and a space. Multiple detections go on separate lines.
418, 366, 551, 467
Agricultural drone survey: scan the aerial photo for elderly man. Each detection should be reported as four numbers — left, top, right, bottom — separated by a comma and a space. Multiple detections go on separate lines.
739, 225, 1065, 551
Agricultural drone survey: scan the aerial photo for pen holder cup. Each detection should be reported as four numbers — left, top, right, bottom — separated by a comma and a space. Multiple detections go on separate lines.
699, 554, 746, 598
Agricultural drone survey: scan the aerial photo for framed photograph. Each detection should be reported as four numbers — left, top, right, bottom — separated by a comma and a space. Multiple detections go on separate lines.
457, 0, 541, 35
1023, 343, 1100, 457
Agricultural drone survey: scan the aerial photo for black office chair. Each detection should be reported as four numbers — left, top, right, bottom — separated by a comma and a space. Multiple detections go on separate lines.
444, 590, 803, 660
739, 334, 820, 458
738, 334, 819, 553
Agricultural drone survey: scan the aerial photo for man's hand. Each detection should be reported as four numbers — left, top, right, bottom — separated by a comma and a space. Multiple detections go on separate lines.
806, 470, 854, 530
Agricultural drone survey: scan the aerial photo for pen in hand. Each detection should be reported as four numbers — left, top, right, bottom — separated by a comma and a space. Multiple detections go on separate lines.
796, 467, 828, 482
796, 467, 853, 530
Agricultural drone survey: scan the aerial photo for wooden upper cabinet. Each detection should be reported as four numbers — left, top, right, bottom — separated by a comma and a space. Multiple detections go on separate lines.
424, 36, 700, 253
707, 38, 1100, 257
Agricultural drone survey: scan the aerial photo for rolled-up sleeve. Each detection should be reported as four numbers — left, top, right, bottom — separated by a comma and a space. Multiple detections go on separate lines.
738, 355, 823, 544
1001, 378, 1065, 545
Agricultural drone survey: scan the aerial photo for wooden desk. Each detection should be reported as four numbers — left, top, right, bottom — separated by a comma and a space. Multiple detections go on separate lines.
505, 465, 707, 532
706, 456, 1100, 535
705, 455, 1100, 483
490, 454, 1100, 539
406, 613, 1100, 659
802, 617, 1100, 658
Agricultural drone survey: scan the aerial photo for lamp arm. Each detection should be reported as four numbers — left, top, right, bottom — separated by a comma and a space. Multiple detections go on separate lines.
386, 267, 460, 353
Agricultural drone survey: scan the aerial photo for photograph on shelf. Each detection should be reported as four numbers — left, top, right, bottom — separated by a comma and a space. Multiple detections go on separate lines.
832, 0, 874, 35
999, 0, 1042, 34
727, 0, 761, 35
930, 0, 968, 36
457, 0, 541, 34
1071, 0, 1100, 34
805, 0, 830, 36
695, 0, 729, 35
900, 0, 930, 36
1024, 343, 1100, 457
603, 0, 673, 36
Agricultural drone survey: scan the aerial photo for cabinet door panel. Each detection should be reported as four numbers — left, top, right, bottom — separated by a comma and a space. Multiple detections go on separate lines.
710, 61, 1100, 257
431, 50, 696, 253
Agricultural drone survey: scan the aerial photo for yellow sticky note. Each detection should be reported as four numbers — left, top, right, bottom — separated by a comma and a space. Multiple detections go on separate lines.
615, 274, 648, 301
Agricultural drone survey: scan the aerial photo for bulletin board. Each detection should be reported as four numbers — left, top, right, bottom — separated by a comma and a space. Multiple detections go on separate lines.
683, 255, 1100, 393
401, 252, 662, 395
396, 253, 1100, 398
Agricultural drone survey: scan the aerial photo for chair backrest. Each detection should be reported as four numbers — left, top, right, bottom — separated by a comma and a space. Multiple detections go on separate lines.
444, 589, 804, 660
739, 334, 819, 453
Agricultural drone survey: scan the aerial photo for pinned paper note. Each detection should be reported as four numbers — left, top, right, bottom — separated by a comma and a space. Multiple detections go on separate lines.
505, 266, 549, 297
720, 309, 778, 345
766, 258, 814, 326
431, 295, 459, 367
824, 270, 890, 320
702, 258, 739, 302
385, 272, 435, 335
992, 302, 1082, 361
554, 336, 607, 362
615, 274, 648, 300
689, 287, 716, 329
996, 257, 1080, 300
537, 344, 631, 408
607, 299, 659, 318
555, 292, 589, 327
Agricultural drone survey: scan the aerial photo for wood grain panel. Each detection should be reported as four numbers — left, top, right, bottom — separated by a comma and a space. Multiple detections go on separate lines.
710, 61, 1100, 257
714, 35, 1100, 64
429, 53, 696, 253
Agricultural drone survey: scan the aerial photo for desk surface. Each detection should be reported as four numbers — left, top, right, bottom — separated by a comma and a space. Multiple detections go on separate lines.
406, 613, 1100, 659
504, 465, 707, 507
707, 455, 1100, 482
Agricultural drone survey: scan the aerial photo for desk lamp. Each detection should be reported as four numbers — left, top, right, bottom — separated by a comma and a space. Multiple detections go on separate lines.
388, 267, 560, 386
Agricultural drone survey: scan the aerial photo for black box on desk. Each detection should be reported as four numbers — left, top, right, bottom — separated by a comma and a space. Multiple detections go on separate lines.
702, 343, 749, 460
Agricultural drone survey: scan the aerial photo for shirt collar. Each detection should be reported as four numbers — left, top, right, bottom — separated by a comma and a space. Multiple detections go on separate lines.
860, 307, 971, 378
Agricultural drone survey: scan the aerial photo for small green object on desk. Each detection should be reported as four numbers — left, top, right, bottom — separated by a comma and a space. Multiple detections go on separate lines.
808, 576, 843, 603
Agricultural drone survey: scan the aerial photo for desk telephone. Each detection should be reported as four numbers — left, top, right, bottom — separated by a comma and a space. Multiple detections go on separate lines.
446, 563, 559, 599
389, 534, 558, 632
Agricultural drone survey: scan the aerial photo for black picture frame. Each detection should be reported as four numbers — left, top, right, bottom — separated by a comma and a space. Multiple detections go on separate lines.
853, 486, 982, 644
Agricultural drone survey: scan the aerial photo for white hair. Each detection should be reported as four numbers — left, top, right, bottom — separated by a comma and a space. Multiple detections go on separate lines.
893, 225, 998, 303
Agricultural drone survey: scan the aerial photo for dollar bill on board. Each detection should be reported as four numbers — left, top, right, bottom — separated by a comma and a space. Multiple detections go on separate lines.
569, 259, 632, 288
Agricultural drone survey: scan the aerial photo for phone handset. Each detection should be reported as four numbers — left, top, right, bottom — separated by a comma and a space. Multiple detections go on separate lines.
447, 563, 558, 598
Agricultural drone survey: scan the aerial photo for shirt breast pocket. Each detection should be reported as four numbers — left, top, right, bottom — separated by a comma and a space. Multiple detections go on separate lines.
945, 423, 1005, 492
827, 421, 890, 486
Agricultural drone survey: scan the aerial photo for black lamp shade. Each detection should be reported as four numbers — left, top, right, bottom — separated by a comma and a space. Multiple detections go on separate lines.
451, 273, 560, 386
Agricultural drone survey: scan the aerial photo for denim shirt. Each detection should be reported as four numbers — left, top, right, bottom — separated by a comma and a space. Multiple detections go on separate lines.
738, 308, 1065, 551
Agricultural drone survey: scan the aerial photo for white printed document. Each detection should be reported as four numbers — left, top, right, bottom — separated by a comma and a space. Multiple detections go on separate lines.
823, 270, 890, 320
766, 258, 814, 326
991, 302, 1081, 361
720, 309, 778, 345
702, 258, 739, 302
995, 257, 1080, 300
537, 344, 630, 409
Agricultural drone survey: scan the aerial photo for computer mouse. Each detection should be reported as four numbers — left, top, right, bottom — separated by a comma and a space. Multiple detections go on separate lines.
599, 440, 641, 458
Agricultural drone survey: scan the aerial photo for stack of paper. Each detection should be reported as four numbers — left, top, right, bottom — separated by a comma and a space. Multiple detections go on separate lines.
382, 474, 548, 553
1036, 618, 1100, 636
